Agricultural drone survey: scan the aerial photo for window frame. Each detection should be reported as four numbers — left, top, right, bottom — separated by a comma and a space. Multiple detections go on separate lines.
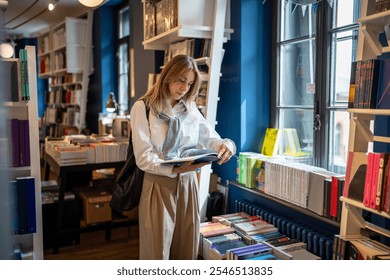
271, 0, 360, 172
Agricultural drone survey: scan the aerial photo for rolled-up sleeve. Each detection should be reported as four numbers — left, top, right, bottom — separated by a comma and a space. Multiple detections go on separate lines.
197, 109, 236, 155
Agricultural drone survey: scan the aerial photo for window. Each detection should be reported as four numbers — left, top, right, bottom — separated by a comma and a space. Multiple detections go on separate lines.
117, 5, 130, 114
273, 0, 360, 173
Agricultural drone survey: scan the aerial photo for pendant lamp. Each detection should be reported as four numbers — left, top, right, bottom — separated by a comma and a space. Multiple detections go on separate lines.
78, 0, 104, 8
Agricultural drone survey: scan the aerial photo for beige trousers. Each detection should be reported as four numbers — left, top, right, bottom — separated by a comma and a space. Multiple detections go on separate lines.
138, 172, 200, 260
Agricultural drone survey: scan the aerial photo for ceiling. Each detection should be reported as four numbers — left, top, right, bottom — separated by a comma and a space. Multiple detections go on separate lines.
1, 0, 106, 38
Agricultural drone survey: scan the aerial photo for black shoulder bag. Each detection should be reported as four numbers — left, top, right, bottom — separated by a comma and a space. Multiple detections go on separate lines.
110, 102, 150, 212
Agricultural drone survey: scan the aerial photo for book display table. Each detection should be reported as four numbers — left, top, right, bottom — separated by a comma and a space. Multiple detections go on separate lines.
43, 152, 126, 254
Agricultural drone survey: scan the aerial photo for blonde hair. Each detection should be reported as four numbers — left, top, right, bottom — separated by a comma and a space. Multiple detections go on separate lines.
142, 54, 202, 113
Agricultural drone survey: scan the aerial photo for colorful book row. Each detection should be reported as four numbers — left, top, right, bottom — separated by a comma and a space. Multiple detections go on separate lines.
348, 58, 390, 109
344, 151, 390, 213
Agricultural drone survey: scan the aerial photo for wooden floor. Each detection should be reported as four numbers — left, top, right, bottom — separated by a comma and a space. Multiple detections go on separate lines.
44, 223, 140, 260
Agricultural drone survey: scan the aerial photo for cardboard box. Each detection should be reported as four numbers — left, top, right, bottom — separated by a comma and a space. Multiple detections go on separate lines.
80, 190, 112, 224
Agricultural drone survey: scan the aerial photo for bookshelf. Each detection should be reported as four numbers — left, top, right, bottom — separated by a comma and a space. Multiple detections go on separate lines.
142, 0, 233, 221
2, 46, 44, 259
37, 12, 94, 137
339, 0, 390, 257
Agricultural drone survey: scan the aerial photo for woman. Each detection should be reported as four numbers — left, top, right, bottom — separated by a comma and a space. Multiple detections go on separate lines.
130, 54, 236, 260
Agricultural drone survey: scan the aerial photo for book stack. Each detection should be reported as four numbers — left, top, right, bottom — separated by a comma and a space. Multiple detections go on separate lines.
232, 219, 278, 237
202, 233, 241, 260
243, 231, 286, 245
51, 145, 87, 166
199, 221, 235, 257
264, 237, 307, 253
209, 239, 247, 260
211, 212, 259, 226
226, 242, 273, 260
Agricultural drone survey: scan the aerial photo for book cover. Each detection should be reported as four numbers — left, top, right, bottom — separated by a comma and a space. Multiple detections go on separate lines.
307, 169, 335, 216
261, 128, 280, 156
210, 240, 246, 260
245, 253, 280, 260
229, 243, 272, 260
343, 151, 367, 202
289, 249, 321, 260
376, 59, 390, 109
160, 148, 218, 165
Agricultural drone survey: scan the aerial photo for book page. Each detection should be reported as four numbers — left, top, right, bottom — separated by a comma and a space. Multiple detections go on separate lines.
161, 149, 218, 165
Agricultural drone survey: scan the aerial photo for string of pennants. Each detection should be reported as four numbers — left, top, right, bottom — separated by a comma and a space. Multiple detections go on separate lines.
262, 0, 335, 17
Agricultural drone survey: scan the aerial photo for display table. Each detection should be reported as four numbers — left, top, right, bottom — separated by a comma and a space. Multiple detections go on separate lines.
43, 152, 127, 254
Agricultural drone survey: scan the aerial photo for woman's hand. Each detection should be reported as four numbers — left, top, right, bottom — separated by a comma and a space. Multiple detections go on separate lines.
172, 161, 210, 174
216, 143, 234, 165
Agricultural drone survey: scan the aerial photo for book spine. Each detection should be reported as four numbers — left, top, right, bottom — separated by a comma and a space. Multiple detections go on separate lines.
18, 119, 26, 166
25, 177, 37, 233
11, 119, 20, 167
363, 152, 373, 207
23, 119, 31, 166
370, 153, 381, 209
15, 178, 28, 235
329, 176, 339, 219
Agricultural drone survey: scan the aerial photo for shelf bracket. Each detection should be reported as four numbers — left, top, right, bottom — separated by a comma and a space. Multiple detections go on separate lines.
340, 202, 365, 236
353, 114, 374, 143
361, 24, 384, 57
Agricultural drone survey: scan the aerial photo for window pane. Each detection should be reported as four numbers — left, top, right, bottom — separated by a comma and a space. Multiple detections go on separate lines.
279, 39, 316, 106
335, 0, 356, 28
328, 110, 349, 173
119, 7, 130, 39
331, 36, 353, 104
280, 1, 316, 41
279, 108, 314, 163
118, 43, 128, 114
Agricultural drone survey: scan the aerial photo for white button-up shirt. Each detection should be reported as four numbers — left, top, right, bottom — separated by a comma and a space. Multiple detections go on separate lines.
130, 99, 236, 178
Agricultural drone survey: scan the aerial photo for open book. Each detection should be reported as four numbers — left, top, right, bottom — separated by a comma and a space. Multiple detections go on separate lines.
161, 149, 219, 165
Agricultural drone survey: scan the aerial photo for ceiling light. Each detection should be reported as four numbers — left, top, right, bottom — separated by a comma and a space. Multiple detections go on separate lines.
0, 42, 14, 58
78, 0, 105, 8
48, 0, 57, 11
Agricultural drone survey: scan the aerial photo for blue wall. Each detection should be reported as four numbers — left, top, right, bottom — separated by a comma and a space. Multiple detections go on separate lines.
213, 0, 272, 182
